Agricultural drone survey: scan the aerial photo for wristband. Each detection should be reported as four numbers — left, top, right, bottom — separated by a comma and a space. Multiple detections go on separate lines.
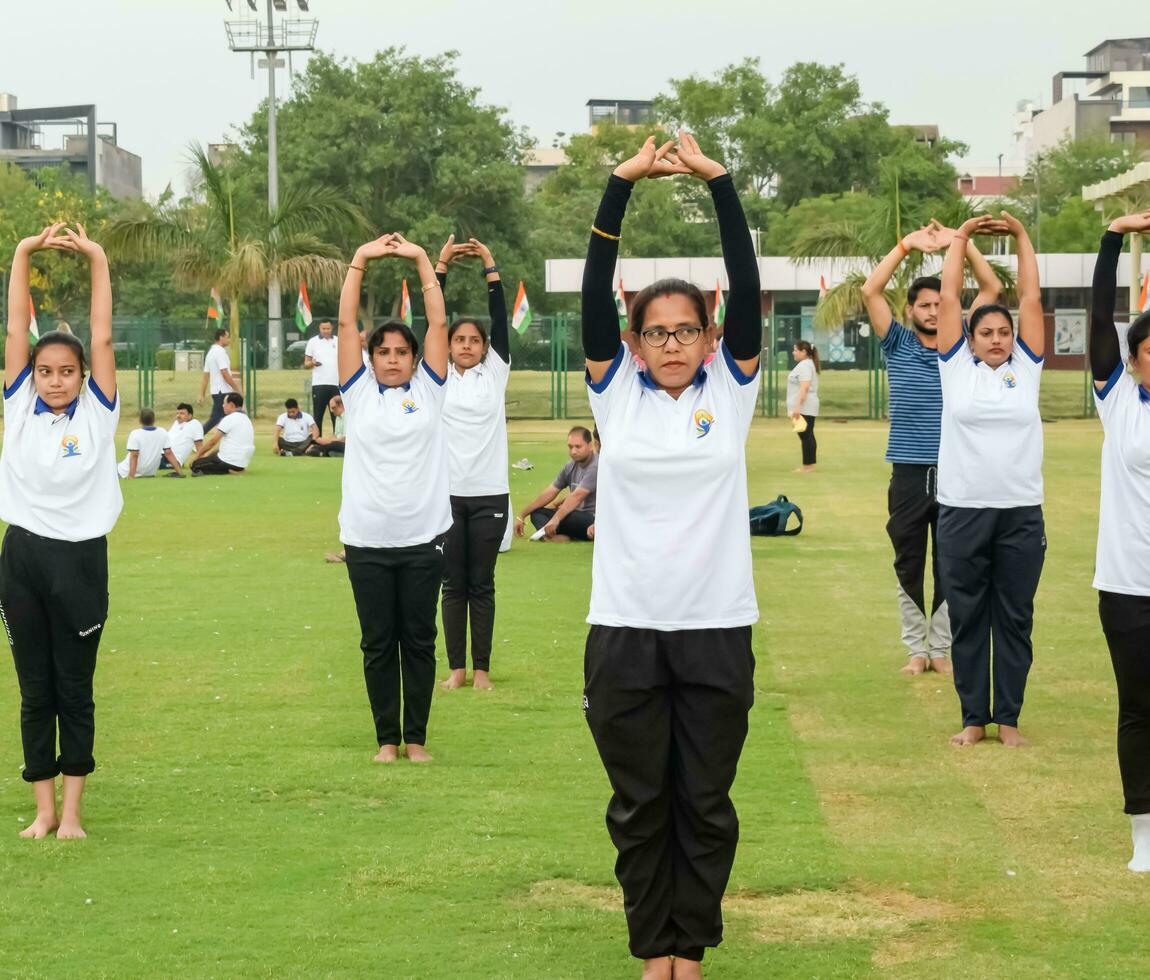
897, 239, 910, 258
953, 234, 969, 244
592, 225, 622, 242
349, 264, 366, 273
481, 265, 498, 276
421, 281, 440, 294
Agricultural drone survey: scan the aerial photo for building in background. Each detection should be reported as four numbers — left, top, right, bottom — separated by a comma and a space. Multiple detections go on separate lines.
586, 98, 655, 133
0, 93, 142, 198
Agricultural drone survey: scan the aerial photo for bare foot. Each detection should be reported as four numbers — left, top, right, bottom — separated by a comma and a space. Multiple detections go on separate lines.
928, 657, 953, 676
324, 551, 346, 564
18, 814, 59, 839
900, 656, 928, 676
672, 957, 703, 979
440, 668, 467, 690
792, 465, 816, 474
405, 744, 433, 763
373, 744, 399, 763
949, 725, 986, 747
55, 818, 87, 840
472, 670, 493, 690
642, 957, 673, 980
999, 725, 1029, 748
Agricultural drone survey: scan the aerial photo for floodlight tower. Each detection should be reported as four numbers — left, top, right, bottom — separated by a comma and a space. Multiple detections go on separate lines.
224, 0, 317, 369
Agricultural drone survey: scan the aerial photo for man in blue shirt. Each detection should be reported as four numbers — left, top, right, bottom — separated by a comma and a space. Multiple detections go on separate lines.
862, 221, 1001, 676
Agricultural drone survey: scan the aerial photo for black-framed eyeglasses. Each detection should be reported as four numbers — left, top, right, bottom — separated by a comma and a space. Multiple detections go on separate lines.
640, 326, 704, 348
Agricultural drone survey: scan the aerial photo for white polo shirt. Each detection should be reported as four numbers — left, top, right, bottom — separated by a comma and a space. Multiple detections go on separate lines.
338, 361, 452, 548
276, 411, 316, 442
1093, 365, 1150, 595
204, 344, 236, 395
0, 366, 123, 541
168, 417, 205, 464
305, 335, 339, 387
586, 342, 761, 630
442, 351, 510, 497
118, 426, 172, 478
216, 410, 255, 469
937, 337, 1044, 508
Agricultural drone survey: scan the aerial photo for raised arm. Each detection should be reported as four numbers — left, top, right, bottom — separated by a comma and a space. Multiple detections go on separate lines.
939, 216, 993, 353
965, 239, 1001, 312
387, 234, 446, 379
998, 211, 1043, 358
5, 224, 66, 388
339, 234, 395, 385
470, 239, 508, 362
61, 225, 114, 402
1093, 212, 1150, 387
860, 225, 940, 341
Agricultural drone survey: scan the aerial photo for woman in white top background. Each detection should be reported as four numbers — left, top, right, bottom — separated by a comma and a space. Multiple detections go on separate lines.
936, 212, 1045, 749
1087, 208, 1150, 872
581, 133, 761, 980
786, 340, 821, 473
0, 224, 121, 839
434, 235, 510, 692
336, 232, 450, 764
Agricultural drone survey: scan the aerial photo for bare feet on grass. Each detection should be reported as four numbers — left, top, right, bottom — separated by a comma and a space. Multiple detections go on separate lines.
405, 744, 433, 763
19, 814, 59, 839
672, 957, 703, 978
792, 465, 816, 474
900, 656, 927, 676
642, 957, 673, 980
472, 670, 493, 690
440, 669, 466, 690
56, 818, 87, 840
928, 657, 953, 676
373, 744, 399, 763
950, 725, 986, 747
999, 725, 1029, 748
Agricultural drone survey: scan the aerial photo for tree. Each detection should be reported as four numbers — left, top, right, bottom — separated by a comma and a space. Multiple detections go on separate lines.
234, 49, 532, 324
105, 145, 363, 342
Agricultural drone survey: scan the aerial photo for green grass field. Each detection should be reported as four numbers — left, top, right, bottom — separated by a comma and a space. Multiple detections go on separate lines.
0, 411, 1143, 979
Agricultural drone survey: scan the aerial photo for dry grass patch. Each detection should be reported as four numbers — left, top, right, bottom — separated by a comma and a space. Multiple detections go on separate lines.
527, 879, 620, 911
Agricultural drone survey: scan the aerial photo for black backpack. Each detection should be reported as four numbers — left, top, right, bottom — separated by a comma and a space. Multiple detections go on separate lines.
749, 495, 803, 536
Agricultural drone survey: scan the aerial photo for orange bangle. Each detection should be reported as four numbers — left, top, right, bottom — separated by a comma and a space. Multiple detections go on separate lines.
953, 234, 969, 244
897, 239, 910, 257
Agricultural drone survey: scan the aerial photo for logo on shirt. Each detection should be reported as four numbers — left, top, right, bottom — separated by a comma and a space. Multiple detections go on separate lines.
1002, 371, 1018, 390
402, 399, 419, 414
60, 434, 82, 458
694, 409, 714, 439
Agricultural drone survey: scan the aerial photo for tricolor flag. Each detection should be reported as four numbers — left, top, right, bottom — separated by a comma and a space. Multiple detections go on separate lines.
614, 279, 627, 332
713, 280, 726, 327
400, 279, 413, 327
295, 282, 313, 333
818, 275, 828, 301
28, 294, 39, 342
511, 281, 532, 335
1140, 271, 1149, 313
207, 287, 224, 323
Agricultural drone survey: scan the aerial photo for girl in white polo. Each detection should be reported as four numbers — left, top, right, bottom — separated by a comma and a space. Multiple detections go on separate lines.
336, 232, 450, 764
581, 133, 761, 977
935, 212, 1045, 750
435, 235, 510, 692
1088, 208, 1150, 872
0, 223, 122, 840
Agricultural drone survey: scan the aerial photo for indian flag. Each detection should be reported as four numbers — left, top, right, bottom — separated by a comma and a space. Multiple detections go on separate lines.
295, 282, 313, 333
615, 279, 627, 332
28, 294, 39, 342
818, 275, 829, 301
207, 287, 224, 323
1140, 271, 1149, 313
400, 279, 413, 327
714, 280, 726, 327
512, 281, 532, 335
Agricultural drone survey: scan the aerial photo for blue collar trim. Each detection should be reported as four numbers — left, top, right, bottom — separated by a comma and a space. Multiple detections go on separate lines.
34, 396, 78, 418
378, 381, 412, 393
1139, 385, 1150, 403
636, 364, 708, 391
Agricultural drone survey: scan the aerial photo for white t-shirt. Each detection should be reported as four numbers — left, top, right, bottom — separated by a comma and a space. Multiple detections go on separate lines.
443, 352, 510, 496
216, 411, 255, 469
586, 341, 761, 630
204, 344, 236, 395
1093, 366, 1150, 595
338, 361, 452, 548
0, 367, 123, 541
118, 426, 172, 478
305, 335, 339, 387
276, 411, 316, 443
786, 358, 820, 416
937, 337, 1044, 508
168, 418, 205, 464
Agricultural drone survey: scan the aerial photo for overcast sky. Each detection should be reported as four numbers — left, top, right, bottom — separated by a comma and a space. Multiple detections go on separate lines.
3, 0, 1141, 196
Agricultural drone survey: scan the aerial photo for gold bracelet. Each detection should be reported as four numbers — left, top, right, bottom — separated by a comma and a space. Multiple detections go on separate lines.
421, 281, 440, 293
592, 225, 621, 241
349, 264, 366, 273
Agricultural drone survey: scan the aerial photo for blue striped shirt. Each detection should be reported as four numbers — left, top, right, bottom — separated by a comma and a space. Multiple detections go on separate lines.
881, 320, 942, 464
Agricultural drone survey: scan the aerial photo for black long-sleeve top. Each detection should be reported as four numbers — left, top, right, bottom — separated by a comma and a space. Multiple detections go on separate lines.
437, 269, 510, 362
1091, 230, 1124, 383
581, 173, 762, 362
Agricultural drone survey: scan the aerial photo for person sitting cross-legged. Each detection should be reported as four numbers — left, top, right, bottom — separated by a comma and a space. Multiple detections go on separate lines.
306, 394, 347, 456
273, 398, 318, 456
118, 407, 183, 478
190, 393, 255, 476
159, 402, 204, 470
514, 426, 598, 542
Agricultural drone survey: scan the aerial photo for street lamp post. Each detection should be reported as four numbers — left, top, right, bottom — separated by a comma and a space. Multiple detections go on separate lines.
224, 0, 317, 370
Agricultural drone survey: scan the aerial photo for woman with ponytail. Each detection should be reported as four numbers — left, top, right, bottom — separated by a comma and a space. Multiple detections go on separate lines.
787, 340, 821, 472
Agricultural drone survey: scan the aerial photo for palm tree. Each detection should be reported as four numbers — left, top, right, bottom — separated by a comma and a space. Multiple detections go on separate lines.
105, 144, 367, 362
791, 170, 1013, 330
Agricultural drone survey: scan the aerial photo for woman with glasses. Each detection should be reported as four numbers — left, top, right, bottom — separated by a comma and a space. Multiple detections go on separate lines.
580, 132, 761, 980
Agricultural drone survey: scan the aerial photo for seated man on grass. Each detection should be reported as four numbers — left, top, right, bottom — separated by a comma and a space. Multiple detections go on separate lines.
118, 408, 183, 478
514, 426, 598, 542
273, 398, 319, 456
191, 393, 255, 476
160, 402, 204, 470
306, 394, 347, 457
